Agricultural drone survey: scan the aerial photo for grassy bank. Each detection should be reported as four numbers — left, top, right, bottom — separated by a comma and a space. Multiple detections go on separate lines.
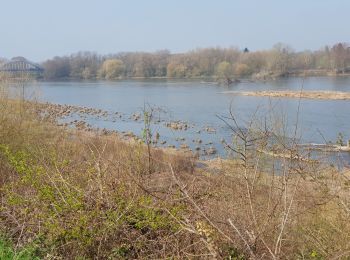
0, 235, 39, 260
1, 93, 350, 259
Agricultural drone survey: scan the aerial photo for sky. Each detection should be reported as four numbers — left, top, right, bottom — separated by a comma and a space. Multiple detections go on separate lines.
1, 0, 349, 62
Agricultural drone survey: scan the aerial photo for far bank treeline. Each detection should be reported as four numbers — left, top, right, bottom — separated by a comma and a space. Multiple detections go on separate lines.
40, 42, 350, 81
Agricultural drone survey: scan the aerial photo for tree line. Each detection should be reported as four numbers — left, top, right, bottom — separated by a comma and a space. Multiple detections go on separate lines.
40, 42, 350, 80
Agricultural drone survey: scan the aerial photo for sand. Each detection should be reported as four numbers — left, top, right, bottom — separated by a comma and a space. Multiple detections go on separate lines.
222, 90, 350, 100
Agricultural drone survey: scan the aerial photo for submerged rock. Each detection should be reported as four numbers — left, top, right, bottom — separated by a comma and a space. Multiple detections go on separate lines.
165, 121, 189, 131
204, 127, 216, 133
180, 143, 189, 149
131, 113, 141, 121
205, 147, 217, 155
193, 139, 202, 144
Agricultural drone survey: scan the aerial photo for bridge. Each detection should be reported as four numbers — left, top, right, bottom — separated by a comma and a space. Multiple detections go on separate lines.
0, 57, 43, 74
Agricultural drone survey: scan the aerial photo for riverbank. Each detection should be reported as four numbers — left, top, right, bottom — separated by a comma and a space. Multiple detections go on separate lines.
222, 90, 350, 100
1, 97, 350, 258
36, 70, 350, 82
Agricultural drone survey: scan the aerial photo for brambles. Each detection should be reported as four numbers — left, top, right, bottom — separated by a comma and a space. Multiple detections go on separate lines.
142, 106, 153, 174
0, 80, 350, 258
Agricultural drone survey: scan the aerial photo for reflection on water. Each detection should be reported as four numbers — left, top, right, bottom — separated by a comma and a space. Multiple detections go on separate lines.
17, 77, 350, 164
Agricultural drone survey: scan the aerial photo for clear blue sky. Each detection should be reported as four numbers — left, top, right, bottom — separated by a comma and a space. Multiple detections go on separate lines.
1, 0, 349, 61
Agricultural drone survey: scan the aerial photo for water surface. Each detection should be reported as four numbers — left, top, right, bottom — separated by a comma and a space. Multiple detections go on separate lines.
20, 77, 350, 164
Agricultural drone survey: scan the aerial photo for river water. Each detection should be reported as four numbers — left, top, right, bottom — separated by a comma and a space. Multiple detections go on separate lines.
21, 77, 350, 165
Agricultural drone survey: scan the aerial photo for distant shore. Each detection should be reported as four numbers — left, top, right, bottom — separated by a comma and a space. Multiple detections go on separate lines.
39, 72, 350, 82
2, 69, 350, 83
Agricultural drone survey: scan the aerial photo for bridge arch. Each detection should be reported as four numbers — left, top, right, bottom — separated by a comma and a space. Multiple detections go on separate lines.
0, 57, 43, 73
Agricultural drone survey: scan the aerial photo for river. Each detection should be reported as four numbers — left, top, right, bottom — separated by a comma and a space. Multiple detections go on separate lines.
18, 76, 350, 165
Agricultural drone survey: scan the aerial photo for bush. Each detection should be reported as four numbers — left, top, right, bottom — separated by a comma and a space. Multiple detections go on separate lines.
1, 82, 350, 258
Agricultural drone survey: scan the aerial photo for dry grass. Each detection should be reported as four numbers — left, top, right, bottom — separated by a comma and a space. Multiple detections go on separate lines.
1, 83, 350, 259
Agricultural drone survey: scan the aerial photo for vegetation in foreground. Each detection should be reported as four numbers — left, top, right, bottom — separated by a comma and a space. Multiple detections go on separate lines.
0, 235, 39, 260
1, 91, 350, 259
